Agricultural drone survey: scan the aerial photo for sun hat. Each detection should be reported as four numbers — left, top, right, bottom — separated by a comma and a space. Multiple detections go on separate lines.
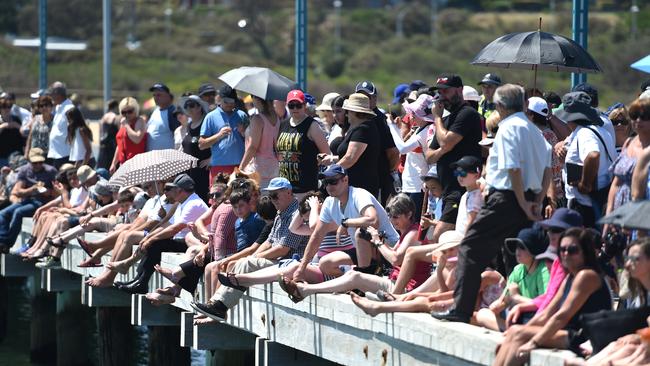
92, 181, 113, 197
527, 96, 549, 117
463, 86, 481, 102
342, 93, 376, 116
392, 84, 410, 104
59, 163, 75, 172
402, 94, 435, 122
77, 165, 97, 184
505, 226, 549, 256
539, 208, 583, 230
263, 177, 292, 191
198, 83, 216, 97
433, 230, 465, 252
555, 92, 602, 126
180, 95, 210, 114
286, 90, 305, 104
28, 148, 46, 163
316, 92, 340, 112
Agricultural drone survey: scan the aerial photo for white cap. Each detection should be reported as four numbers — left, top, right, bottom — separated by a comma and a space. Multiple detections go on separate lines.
527, 96, 549, 117
463, 86, 481, 102
640, 89, 650, 101
316, 92, 340, 112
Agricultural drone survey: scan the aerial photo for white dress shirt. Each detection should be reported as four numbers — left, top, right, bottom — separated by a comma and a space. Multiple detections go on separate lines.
48, 99, 74, 158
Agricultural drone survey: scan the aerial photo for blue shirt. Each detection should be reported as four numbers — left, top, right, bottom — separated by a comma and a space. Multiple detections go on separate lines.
235, 212, 266, 252
200, 107, 248, 166
146, 105, 179, 151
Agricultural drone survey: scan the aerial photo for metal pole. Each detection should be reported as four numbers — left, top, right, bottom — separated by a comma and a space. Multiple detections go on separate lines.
333, 0, 341, 56
38, 0, 47, 90
430, 0, 438, 45
295, 0, 307, 90
631, 0, 639, 41
103, 0, 112, 111
571, 0, 588, 88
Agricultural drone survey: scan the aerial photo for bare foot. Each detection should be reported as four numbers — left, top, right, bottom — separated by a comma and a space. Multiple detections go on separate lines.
86, 275, 115, 288
156, 286, 181, 297
145, 292, 175, 306
194, 316, 218, 325
350, 292, 380, 317
106, 259, 131, 274
154, 264, 180, 284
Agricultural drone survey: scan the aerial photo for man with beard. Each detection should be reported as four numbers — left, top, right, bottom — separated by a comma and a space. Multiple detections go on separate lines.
425, 74, 482, 243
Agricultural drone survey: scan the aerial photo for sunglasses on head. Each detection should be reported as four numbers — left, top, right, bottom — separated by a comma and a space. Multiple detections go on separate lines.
322, 176, 343, 186
559, 244, 580, 255
287, 102, 304, 110
121, 109, 134, 116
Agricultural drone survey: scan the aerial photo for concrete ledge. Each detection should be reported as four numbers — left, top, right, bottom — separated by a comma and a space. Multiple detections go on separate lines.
40, 268, 81, 292
131, 294, 180, 326
1, 253, 37, 277
81, 280, 131, 307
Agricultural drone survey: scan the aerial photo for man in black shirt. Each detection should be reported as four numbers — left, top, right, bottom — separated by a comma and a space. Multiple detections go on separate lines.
355, 81, 399, 205
426, 74, 482, 242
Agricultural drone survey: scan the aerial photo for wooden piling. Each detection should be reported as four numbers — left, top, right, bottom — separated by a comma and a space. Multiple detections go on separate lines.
97, 307, 134, 366
56, 290, 96, 366
148, 325, 190, 366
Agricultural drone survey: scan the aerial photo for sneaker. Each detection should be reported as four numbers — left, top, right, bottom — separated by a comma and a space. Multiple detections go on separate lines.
430, 309, 470, 323
10, 245, 30, 255
35, 256, 61, 269
190, 300, 227, 322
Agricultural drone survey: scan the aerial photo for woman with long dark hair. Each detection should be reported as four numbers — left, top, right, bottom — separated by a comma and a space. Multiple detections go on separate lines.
181, 95, 211, 202
65, 107, 94, 167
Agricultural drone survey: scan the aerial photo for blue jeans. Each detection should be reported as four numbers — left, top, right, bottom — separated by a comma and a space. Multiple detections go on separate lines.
0, 198, 43, 246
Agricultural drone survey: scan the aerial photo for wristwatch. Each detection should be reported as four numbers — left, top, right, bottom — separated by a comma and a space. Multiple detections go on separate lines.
372, 240, 384, 248
341, 218, 349, 228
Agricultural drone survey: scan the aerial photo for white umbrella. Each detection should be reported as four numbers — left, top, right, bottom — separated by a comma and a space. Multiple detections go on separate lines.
108, 149, 198, 187
218, 66, 298, 101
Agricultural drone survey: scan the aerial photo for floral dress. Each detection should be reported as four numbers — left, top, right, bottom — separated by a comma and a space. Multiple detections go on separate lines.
609, 144, 636, 211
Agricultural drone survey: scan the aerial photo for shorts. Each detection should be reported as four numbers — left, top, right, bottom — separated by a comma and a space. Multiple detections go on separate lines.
440, 191, 462, 224
67, 215, 80, 227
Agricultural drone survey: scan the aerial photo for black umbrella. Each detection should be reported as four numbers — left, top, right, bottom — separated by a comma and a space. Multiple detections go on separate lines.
471, 22, 601, 87
598, 200, 650, 231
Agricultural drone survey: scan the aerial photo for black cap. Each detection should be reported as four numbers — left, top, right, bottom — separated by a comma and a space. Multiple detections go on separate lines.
149, 83, 171, 94
555, 92, 602, 126
166, 173, 195, 191
217, 85, 238, 100
478, 73, 502, 86
409, 80, 427, 91
198, 83, 216, 96
505, 226, 549, 256
572, 82, 598, 107
433, 74, 463, 89
450, 156, 482, 174
641, 79, 650, 93
355, 81, 377, 96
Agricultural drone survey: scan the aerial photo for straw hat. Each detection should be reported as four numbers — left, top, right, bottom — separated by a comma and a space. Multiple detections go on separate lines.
316, 92, 340, 112
342, 93, 376, 116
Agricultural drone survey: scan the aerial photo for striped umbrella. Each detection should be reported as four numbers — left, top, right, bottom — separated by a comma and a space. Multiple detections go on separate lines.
108, 149, 198, 187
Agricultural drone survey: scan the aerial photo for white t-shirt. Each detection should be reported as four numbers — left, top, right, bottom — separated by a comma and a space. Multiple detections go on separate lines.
140, 195, 163, 220
319, 186, 399, 246
170, 192, 209, 240
455, 188, 482, 234
48, 99, 74, 158
69, 187, 88, 207
486, 112, 552, 193
563, 125, 617, 206
388, 123, 431, 193
68, 129, 88, 162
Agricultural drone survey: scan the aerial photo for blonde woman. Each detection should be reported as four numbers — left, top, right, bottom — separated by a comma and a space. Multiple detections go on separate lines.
109, 97, 147, 174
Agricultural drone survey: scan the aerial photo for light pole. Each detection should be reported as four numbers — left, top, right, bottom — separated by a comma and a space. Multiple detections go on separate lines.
396, 8, 408, 38
38, 0, 47, 90
333, 0, 342, 56
103, 0, 111, 110
631, 0, 639, 41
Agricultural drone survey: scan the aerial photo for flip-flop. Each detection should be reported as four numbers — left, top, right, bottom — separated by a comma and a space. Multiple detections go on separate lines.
78, 259, 102, 268
47, 237, 66, 248
76, 237, 94, 257
218, 272, 247, 292
279, 278, 305, 304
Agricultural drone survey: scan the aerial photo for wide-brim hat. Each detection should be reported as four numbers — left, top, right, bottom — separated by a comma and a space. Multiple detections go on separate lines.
555, 92, 602, 126
342, 93, 376, 116
28, 147, 46, 163
505, 226, 549, 256
402, 94, 435, 122
179, 95, 210, 114
316, 92, 340, 112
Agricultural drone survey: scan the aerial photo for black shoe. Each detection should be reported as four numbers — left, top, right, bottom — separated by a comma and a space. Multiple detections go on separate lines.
430, 309, 470, 323
190, 300, 227, 322
217, 273, 247, 292
114, 273, 142, 288
0, 245, 8, 254
118, 278, 148, 294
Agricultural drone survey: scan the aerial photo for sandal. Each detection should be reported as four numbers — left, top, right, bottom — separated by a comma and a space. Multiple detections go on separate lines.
76, 237, 94, 257
78, 258, 102, 268
47, 237, 66, 249
279, 277, 304, 304
217, 272, 247, 292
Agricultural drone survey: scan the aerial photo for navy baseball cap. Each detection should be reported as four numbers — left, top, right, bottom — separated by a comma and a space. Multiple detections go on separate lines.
149, 83, 171, 94
318, 164, 347, 179
392, 83, 409, 104
539, 208, 583, 230
450, 156, 482, 174
198, 83, 216, 96
478, 73, 502, 86
505, 226, 549, 256
355, 81, 377, 96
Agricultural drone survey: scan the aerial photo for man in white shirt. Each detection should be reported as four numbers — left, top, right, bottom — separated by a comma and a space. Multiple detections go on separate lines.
120, 174, 208, 294
294, 164, 399, 281
47, 84, 74, 169
433, 84, 552, 323
557, 92, 617, 227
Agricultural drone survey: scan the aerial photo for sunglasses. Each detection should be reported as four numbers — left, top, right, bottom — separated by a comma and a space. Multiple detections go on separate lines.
612, 119, 629, 127
269, 191, 283, 200
164, 186, 176, 192
121, 109, 135, 116
626, 255, 643, 263
548, 227, 565, 234
322, 176, 342, 186
287, 102, 304, 110
185, 102, 199, 109
38, 104, 53, 108
221, 97, 235, 104
453, 169, 469, 178
559, 244, 580, 256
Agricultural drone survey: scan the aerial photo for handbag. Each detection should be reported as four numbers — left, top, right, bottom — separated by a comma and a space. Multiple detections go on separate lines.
580, 306, 650, 353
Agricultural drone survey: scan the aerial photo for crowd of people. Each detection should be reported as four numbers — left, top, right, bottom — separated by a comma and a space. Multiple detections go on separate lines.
2, 73, 650, 365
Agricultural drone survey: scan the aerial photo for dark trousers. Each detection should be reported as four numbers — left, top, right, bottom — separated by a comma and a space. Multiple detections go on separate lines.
568, 199, 596, 229
0, 198, 43, 246
452, 189, 533, 318
136, 238, 187, 283
178, 258, 210, 293
51, 156, 70, 170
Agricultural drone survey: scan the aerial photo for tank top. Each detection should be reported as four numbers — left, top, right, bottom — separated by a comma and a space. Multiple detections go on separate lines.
276, 116, 319, 193
243, 113, 280, 188
68, 129, 87, 162
182, 119, 211, 161
388, 224, 431, 291
116, 119, 147, 164
146, 107, 174, 151
560, 273, 612, 331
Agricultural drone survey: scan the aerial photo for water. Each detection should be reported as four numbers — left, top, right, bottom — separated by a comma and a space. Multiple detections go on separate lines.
0, 278, 206, 366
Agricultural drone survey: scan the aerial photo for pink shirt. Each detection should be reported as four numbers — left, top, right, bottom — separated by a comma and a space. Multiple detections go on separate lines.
533, 258, 567, 312
209, 202, 237, 260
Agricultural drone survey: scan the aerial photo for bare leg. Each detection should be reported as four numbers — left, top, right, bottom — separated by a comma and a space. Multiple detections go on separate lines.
391, 245, 436, 294
355, 230, 375, 268
203, 262, 220, 299
317, 251, 354, 278
430, 221, 454, 244
88, 231, 144, 287
154, 264, 186, 284
475, 308, 503, 331
296, 270, 390, 297
493, 325, 569, 366
350, 292, 430, 317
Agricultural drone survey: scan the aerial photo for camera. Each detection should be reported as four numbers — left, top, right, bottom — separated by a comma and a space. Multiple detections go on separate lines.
600, 231, 627, 262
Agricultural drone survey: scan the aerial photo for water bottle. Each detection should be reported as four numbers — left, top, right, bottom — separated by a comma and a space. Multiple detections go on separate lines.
390, 170, 402, 193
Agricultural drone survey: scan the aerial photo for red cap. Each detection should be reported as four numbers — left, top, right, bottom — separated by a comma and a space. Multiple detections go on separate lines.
286, 89, 305, 104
